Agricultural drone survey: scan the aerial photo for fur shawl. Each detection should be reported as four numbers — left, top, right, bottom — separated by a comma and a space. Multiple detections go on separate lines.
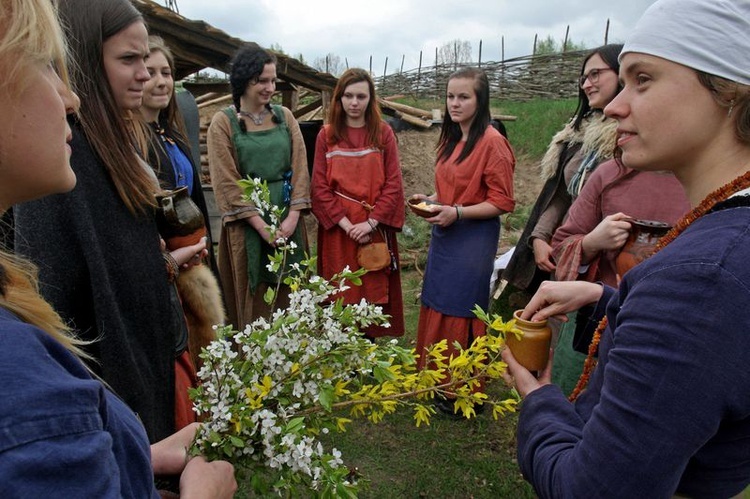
539, 113, 618, 181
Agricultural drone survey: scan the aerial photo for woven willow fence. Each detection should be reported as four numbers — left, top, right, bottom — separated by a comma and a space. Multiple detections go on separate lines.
373, 49, 588, 101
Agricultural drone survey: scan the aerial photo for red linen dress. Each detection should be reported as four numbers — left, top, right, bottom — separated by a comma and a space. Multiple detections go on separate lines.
312, 123, 406, 337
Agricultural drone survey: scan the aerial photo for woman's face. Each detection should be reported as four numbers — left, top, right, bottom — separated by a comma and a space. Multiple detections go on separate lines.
102, 21, 150, 111
0, 63, 79, 207
341, 81, 370, 124
605, 53, 724, 173
244, 63, 277, 108
142, 50, 173, 114
581, 53, 619, 110
446, 77, 478, 128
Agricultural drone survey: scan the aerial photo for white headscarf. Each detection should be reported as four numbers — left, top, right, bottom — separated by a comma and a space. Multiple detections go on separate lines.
621, 0, 750, 85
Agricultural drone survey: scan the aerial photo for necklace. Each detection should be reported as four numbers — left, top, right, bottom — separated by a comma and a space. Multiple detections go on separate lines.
239, 108, 269, 125
569, 169, 750, 401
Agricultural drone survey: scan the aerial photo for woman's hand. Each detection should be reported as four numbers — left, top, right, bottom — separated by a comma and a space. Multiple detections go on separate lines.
179, 456, 237, 499
522, 280, 603, 322
151, 423, 200, 476
426, 204, 459, 227
410, 193, 436, 202
278, 210, 300, 241
348, 220, 375, 244
248, 215, 277, 247
532, 238, 556, 272
582, 212, 632, 259
502, 347, 553, 398
169, 237, 208, 269
151, 423, 237, 498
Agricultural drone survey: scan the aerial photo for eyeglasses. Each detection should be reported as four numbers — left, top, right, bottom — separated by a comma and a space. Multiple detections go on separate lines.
579, 68, 615, 87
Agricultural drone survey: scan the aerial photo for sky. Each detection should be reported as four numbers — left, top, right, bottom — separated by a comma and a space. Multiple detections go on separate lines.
173, 0, 658, 75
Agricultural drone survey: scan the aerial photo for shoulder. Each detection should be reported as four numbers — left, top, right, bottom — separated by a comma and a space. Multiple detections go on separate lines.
379, 121, 396, 138
0, 308, 105, 444
275, 105, 297, 125
587, 158, 624, 185
479, 126, 515, 164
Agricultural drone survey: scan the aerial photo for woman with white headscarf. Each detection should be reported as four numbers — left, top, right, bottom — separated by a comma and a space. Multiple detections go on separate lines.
503, 0, 750, 497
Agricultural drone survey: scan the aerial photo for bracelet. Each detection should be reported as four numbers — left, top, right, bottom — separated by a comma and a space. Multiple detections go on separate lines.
367, 219, 377, 231
163, 251, 180, 282
455, 205, 463, 220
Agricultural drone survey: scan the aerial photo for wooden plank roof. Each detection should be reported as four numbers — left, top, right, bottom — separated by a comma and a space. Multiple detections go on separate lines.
132, 0, 338, 92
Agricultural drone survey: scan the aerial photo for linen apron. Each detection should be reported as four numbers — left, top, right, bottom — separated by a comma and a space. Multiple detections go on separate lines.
224, 106, 305, 292
421, 217, 500, 317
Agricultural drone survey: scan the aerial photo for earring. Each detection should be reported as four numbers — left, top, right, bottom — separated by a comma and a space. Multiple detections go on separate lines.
728, 99, 735, 117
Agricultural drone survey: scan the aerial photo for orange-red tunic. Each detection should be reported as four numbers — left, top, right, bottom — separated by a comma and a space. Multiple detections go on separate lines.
312, 124, 405, 337
416, 126, 515, 371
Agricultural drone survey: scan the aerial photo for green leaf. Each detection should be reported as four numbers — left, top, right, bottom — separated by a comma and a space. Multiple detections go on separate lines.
263, 287, 275, 305
318, 385, 335, 411
285, 416, 306, 433
228, 435, 245, 448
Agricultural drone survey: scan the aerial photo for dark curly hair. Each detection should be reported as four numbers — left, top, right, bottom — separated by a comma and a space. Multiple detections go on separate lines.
229, 44, 278, 132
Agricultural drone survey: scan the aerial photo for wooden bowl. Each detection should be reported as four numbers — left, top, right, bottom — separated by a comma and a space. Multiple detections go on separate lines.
407, 199, 443, 218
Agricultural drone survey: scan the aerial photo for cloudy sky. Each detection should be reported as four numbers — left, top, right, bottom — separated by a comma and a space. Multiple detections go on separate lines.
174, 0, 658, 74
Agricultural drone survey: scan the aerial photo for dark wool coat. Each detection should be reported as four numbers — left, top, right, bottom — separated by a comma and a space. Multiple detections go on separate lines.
14, 119, 184, 442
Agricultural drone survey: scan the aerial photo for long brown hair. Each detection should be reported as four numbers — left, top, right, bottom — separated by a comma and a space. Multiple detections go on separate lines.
437, 67, 491, 164
327, 68, 383, 149
133, 36, 189, 169
0, 0, 88, 357
57, 0, 157, 215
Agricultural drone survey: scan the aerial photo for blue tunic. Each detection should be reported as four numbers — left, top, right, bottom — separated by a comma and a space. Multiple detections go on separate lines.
0, 307, 158, 497
517, 197, 750, 498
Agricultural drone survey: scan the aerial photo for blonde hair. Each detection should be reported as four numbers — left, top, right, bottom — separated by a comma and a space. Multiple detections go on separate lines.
0, 0, 89, 358
0, 0, 69, 94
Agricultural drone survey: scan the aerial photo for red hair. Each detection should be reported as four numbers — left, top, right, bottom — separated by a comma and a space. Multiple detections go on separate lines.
326, 68, 383, 149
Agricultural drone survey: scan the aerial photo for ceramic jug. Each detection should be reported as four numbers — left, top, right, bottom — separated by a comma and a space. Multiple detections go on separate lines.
505, 310, 552, 371
615, 219, 672, 277
155, 186, 207, 250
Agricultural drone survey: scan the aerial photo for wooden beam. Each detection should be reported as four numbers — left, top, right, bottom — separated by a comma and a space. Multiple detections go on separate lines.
292, 98, 323, 119
378, 99, 432, 119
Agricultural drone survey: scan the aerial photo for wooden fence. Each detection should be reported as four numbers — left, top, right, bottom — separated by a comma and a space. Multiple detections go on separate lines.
374, 49, 589, 101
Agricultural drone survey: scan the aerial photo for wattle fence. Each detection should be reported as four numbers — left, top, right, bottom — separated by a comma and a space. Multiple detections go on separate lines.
373, 49, 589, 101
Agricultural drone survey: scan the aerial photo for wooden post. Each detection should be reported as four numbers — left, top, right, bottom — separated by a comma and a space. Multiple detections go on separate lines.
604, 18, 610, 44
563, 25, 570, 52
382, 57, 388, 94
478, 39, 483, 67
400, 55, 405, 74
533, 34, 538, 55
321, 90, 331, 122
369, 55, 372, 75
435, 47, 439, 100
325, 54, 329, 74
345, 57, 349, 70
416, 50, 423, 98
453, 40, 458, 71
501, 36, 505, 62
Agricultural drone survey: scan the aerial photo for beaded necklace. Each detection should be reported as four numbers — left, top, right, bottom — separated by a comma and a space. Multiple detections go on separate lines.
239, 108, 270, 125
569, 169, 750, 402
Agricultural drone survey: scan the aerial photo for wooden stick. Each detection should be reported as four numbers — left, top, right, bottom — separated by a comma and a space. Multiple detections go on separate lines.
197, 93, 232, 109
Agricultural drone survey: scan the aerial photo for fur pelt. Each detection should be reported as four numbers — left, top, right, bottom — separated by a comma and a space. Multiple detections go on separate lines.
539, 114, 618, 181
175, 264, 225, 370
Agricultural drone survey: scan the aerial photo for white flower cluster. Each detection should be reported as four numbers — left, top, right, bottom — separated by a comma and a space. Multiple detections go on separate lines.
192, 269, 388, 493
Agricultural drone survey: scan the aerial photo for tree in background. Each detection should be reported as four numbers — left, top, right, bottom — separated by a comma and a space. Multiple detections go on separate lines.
535, 35, 587, 55
313, 53, 344, 76
438, 39, 472, 67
